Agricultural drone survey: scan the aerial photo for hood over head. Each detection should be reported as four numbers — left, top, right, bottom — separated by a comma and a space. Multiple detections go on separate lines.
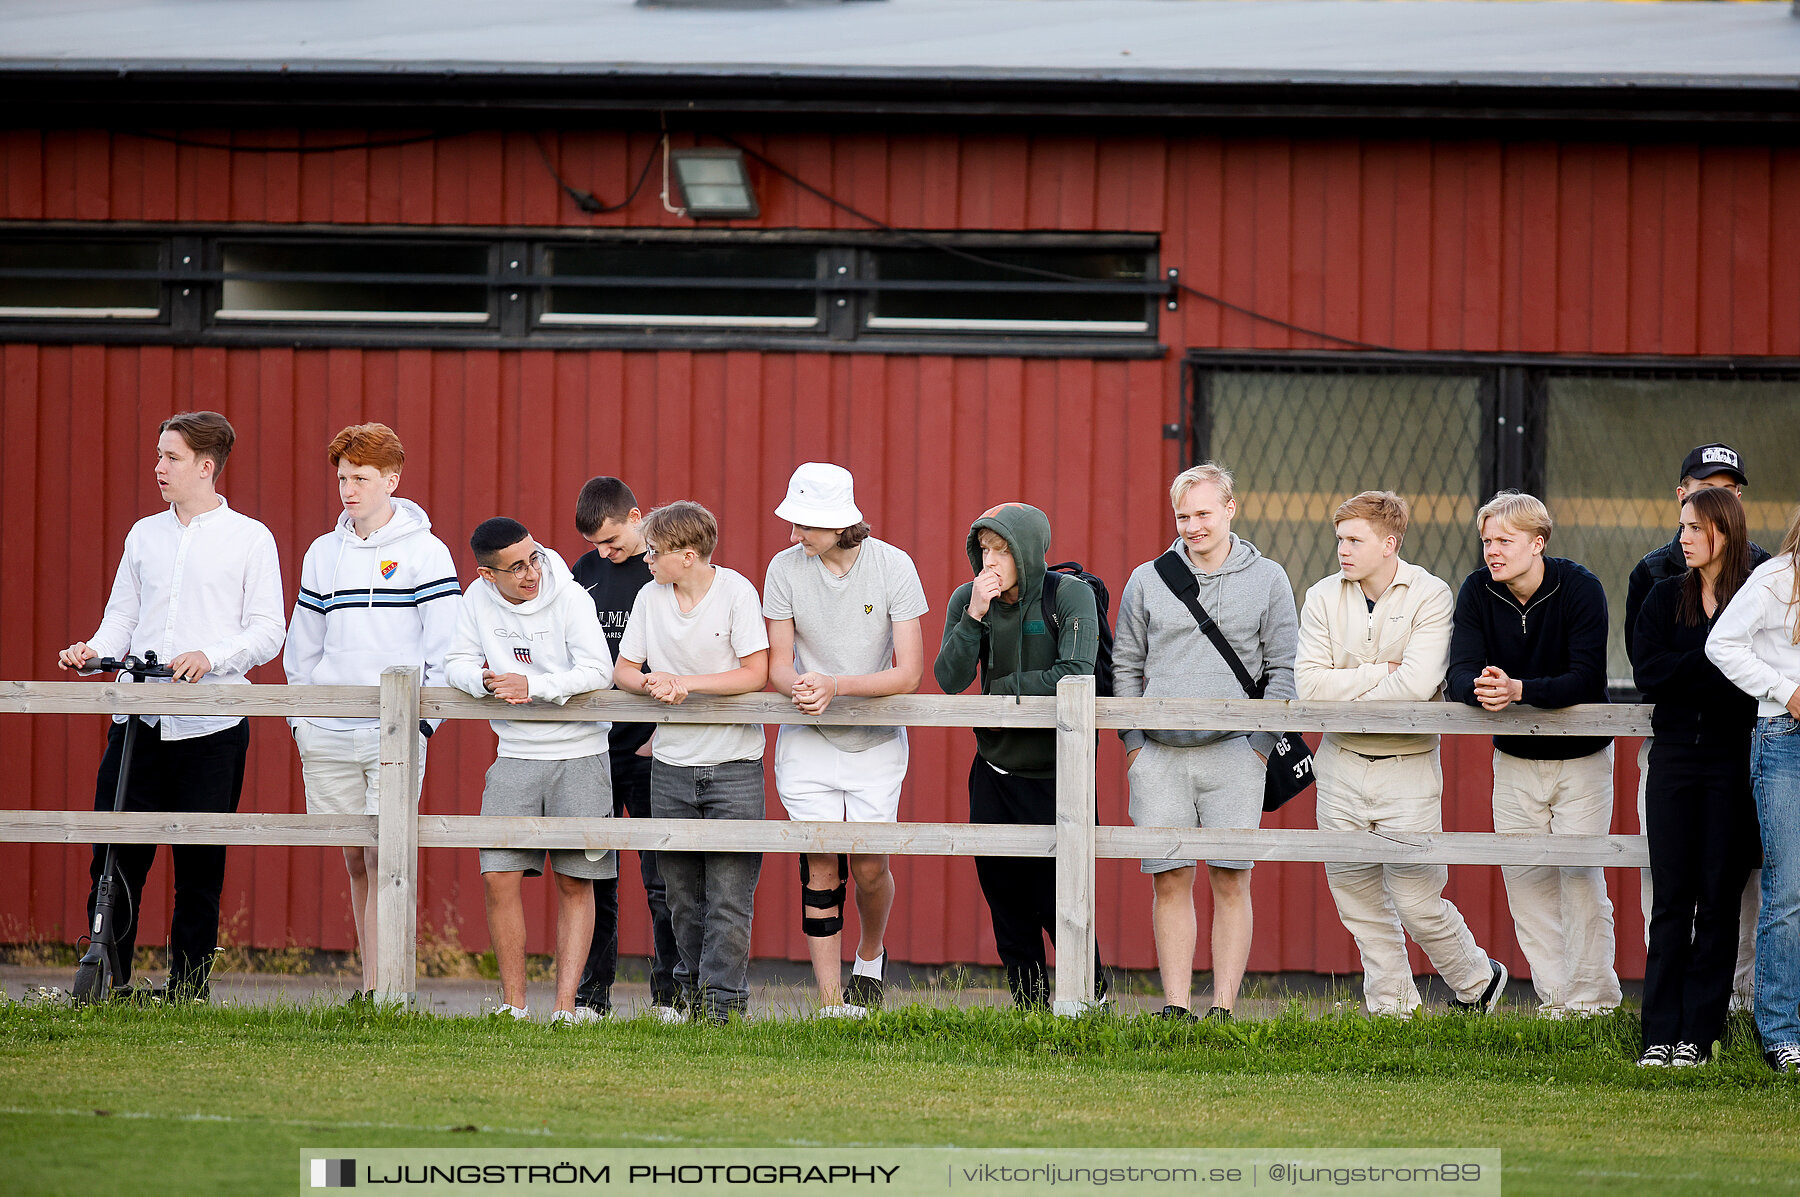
966, 502, 1052, 599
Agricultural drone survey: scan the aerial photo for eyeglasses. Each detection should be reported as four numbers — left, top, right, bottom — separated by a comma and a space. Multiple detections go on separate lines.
485, 548, 548, 578
644, 544, 691, 562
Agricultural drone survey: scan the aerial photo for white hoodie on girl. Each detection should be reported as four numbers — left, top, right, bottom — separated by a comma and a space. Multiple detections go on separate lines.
285, 497, 460, 732
445, 548, 614, 760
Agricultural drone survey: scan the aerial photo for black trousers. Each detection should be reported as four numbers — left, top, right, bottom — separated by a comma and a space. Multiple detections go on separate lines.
86, 716, 251, 991
968, 756, 1108, 1006
578, 750, 680, 1007
1642, 738, 1760, 1050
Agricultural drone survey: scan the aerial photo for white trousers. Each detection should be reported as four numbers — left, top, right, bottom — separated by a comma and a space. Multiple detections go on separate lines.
1493, 747, 1622, 1014
1637, 737, 1759, 1006
1316, 741, 1491, 1014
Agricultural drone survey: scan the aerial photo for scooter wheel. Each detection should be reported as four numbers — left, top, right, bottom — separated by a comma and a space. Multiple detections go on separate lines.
71, 960, 106, 1006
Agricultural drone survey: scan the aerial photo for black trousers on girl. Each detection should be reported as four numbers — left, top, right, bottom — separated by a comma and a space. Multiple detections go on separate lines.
1642, 738, 1760, 1051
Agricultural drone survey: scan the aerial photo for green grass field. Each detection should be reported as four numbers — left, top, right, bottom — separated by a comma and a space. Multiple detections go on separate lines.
4, 997, 1799, 1195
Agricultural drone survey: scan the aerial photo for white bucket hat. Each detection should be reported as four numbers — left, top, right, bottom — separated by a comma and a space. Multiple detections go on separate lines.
775, 462, 862, 528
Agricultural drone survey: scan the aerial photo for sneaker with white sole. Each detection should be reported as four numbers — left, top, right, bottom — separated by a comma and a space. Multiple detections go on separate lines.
551, 1007, 603, 1027
1448, 959, 1509, 1014
492, 1003, 530, 1021
1670, 1042, 1706, 1067
1638, 1044, 1673, 1067
1766, 1044, 1800, 1074
817, 1004, 868, 1020
645, 1004, 685, 1025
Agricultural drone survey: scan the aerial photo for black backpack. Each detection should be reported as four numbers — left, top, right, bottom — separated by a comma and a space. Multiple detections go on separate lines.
1040, 562, 1117, 698
976, 560, 1116, 697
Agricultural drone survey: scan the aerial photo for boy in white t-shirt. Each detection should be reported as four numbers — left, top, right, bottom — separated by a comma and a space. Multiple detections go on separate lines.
616, 501, 771, 1023
764, 463, 927, 1016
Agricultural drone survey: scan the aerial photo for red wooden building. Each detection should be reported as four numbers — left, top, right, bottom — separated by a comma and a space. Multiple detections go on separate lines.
3, 0, 1798, 985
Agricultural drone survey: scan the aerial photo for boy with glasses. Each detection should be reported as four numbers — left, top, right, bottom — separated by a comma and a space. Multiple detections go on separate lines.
615, 501, 770, 1023
447, 518, 615, 1024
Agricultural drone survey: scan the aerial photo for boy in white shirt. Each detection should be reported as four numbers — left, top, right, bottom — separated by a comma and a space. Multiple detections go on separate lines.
616, 501, 770, 1023
284, 423, 458, 999
58, 411, 286, 1001
446, 518, 614, 1025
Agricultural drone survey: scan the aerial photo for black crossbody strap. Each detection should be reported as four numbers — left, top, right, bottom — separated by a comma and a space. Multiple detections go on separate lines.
1151, 551, 1265, 700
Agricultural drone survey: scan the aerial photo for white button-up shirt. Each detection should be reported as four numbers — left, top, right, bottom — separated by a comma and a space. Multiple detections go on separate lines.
87, 496, 287, 740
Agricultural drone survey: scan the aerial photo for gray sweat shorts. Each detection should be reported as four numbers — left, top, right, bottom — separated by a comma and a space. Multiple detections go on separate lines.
477, 753, 617, 880
1127, 737, 1265, 872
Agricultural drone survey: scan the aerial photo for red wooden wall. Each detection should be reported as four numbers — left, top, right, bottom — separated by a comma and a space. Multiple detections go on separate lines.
4, 122, 1797, 982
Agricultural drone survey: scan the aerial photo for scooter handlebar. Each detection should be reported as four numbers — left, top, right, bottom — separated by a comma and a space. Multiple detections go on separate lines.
80, 654, 177, 680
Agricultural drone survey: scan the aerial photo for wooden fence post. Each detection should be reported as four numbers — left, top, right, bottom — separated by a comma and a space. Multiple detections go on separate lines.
375, 665, 422, 1007
1053, 674, 1098, 1016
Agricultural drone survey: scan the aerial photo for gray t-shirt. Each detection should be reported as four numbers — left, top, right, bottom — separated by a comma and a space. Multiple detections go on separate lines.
763, 536, 929, 752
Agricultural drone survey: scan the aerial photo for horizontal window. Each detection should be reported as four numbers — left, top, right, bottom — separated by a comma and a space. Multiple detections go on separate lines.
216, 241, 491, 323
539, 243, 819, 329
0, 229, 1161, 353
0, 240, 161, 319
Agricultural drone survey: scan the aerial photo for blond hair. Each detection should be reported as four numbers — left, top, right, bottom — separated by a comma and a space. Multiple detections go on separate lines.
1170, 461, 1235, 509
642, 501, 719, 559
1476, 490, 1553, 545
1334, 490, 1409, 544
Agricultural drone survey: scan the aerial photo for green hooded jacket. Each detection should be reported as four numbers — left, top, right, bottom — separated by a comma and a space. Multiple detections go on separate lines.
933, 502, 1099, 778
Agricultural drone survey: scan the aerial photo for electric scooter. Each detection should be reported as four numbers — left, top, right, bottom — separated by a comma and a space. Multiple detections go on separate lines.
70, 651, 175, 1006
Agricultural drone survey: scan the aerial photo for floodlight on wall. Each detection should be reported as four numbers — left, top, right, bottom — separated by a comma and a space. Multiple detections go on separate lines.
667, 148, 760, 220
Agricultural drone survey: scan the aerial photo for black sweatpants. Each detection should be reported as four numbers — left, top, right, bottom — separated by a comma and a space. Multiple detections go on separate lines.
968, 755, 1108, 1006
86, 716, 251, 992
1642, 738, 1760, 1050
579, 750, 680, 1008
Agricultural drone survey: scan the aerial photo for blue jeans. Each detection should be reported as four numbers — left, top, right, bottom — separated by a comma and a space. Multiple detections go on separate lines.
650, 758, 765, 1019
1751, 715, 1800, 1049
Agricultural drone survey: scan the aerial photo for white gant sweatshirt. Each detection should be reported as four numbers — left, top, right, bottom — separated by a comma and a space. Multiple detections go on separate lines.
1707, 553, 1800, 718
284, 498, 461, 732
445, 548, 614, 760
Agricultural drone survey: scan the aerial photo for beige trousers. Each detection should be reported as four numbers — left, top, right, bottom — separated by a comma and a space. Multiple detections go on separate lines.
1316, 741, 1492, 1014
1493, 747, 1622, 1014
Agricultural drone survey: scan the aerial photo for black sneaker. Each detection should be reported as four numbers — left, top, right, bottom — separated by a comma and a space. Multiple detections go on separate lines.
1766, 1044, 1800, 1074
1670, 1042, 1706, 1068
1157, 1004, 1197, 1023
1448, 959, 1509, 1014
1204, 1006, 1233, 1023
845, 969, 884, 1011
1638, 1044, 1673, 1068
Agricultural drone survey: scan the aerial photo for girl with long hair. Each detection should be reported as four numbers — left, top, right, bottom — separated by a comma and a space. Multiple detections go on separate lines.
1707, 497, 1800, 1073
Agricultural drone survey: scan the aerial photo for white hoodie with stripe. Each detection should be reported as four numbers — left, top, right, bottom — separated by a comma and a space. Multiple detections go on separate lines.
444, 548, 614, 760
285, 497, 461, 731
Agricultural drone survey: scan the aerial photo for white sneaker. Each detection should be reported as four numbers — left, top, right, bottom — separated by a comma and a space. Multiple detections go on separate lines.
551, 1007, 603, 1027
817, 1004, 868, 1020
493, 1003, 530, 1021
646, 1004, 685, 1024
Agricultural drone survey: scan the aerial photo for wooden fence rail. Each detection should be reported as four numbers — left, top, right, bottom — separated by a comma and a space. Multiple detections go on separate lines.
0, 670, 1653, 1015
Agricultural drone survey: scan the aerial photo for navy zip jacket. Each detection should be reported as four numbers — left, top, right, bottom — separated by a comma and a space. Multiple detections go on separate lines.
1447, 556, 1612, 760
1632, 574, 1756, 750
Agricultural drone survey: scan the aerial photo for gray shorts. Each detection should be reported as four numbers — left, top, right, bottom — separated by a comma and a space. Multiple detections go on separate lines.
478, 753, 616, 880
1127, 737, 1265, 872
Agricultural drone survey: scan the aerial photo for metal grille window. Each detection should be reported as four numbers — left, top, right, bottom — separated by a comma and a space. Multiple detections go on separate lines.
216, 241, 492, 323
1192, 365, 1487, 600
538, 243, 820, 328
0, 240, 161, 319
1187, 353, 1800, 693
1544, 373, 1800, 684
864, 248, 1153, 334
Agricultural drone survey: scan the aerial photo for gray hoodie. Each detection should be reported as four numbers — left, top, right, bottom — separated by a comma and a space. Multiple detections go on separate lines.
1112, 534, 1299, 755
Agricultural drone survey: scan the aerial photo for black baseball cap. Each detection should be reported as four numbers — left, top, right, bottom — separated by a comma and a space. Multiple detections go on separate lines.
1679, 443, 1747, 486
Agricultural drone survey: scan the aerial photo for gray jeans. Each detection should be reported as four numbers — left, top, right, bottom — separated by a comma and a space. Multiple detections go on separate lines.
650, 757, 765, 1018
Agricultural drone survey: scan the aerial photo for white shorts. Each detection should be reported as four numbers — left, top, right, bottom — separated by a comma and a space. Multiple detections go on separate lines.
773, 724, 907, 824
295, 722, 427, 817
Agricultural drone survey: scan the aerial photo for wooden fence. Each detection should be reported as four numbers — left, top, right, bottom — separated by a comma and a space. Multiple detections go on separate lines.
0, 669, 1653, 1015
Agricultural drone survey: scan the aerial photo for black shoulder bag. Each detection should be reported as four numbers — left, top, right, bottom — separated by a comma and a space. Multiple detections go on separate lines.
1151, 551, 1315, 812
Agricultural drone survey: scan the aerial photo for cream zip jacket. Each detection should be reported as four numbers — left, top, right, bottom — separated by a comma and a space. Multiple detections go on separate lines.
1296, 559, 1453, 758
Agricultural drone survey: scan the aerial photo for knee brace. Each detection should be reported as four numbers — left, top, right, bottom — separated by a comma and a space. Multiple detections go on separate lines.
800, 854, 849, 938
